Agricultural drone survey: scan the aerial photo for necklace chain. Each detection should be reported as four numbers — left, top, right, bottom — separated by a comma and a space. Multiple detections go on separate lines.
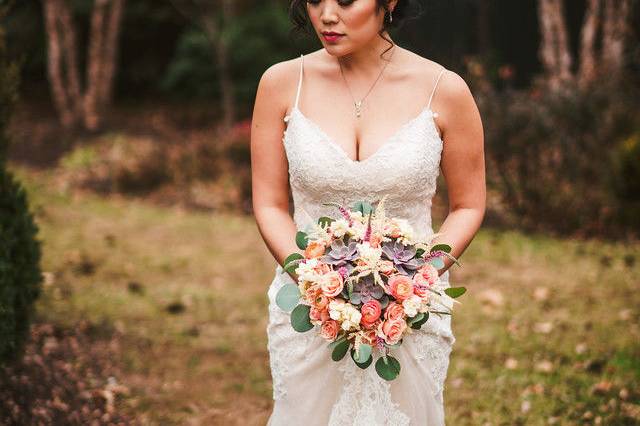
338, 45, 397, 118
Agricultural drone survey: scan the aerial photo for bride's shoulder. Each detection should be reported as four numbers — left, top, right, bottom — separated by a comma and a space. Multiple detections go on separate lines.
405, 51, 475, 109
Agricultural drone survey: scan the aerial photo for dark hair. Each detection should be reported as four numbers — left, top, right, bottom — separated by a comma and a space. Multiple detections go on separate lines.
288, 0, 423, 58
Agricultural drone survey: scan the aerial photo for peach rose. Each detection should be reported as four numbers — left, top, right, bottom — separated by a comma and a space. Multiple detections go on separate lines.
383, 221, 402, 238
320, 319, 339, 341
378, 260, 396, 275
360, 300, 382, 328
387, 274, 414, 301
304, 286, 322, 305
304, 241, 326, 259
312, 292, 331, 310
378, 318, 407, 345
312, 262, 332, 275
310, 306, 330, 323
320, 271, 344, 297
384, 301, 405, 321
412, 275, 432, 298
369, 233, 383, 248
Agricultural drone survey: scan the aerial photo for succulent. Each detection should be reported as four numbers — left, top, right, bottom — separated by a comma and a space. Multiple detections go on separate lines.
349, 276, 385, 305
322, 238, 358, 268
381, 240, 425, 275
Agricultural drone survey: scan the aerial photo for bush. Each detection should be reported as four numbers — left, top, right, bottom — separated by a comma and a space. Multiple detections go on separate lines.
0, 13, 43, 365
0, 169, 43, 365
479, 77, 640, 238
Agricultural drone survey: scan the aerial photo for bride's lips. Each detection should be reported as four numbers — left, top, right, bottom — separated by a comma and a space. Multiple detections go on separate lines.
321, 31, 345, 43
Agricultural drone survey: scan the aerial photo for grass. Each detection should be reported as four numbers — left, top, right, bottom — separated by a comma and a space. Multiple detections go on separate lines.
8, 164, 640, 425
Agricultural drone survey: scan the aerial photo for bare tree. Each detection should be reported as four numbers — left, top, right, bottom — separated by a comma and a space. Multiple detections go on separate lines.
42, 0, 125, 131
538, 0, 634, 90
169, 0, 237, 130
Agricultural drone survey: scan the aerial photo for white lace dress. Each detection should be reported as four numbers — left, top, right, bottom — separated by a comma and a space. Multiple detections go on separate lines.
265, 54, 455, 425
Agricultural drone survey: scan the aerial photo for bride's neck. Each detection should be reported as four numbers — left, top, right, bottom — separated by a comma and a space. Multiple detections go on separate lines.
336, 34, 397, 72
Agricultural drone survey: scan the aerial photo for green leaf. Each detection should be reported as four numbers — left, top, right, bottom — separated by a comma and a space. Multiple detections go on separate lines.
283, 253, 304, 273
429, 257, 445, 269
327, 335, 347, 351
375, 355, 401, 381
350, 348, 373, 369
430, 243, 452, 253
444, 287, 467, 298
410, 311, 429, 329
331, 338, 350, 361
318, 216, 334, 227
275, 283, 301, 312
295, 231, 309, 250
415, 248, 425, 258
407, 312, 425, 326
354, 343, 372, 364
351, 200, 374, 215
290, 304, 313, 332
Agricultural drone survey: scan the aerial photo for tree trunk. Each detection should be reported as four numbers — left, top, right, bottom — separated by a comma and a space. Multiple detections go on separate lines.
537, 0, 573, 91
578, 0, 601, 87
41, 0, 125, 131
602, 0, 632, 80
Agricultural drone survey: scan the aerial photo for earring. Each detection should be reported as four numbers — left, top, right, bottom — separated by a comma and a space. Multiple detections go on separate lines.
389, 10, 393, 23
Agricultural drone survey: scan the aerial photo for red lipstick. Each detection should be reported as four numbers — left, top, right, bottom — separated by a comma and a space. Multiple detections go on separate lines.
322, 31, 345, 43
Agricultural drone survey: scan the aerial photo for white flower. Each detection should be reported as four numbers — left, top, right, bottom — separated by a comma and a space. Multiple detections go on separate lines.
306, 222, 332, 246
356, 241, 382, 265
396, 219, 416, 245
402, 295, 422, 317
295, 258, 321, 282
330, 218, 350, 238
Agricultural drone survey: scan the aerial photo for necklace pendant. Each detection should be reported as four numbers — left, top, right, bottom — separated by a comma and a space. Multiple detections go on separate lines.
354, 100, 363, 118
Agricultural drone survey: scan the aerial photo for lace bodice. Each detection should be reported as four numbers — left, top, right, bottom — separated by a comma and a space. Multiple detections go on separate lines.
282, 54, 446, 244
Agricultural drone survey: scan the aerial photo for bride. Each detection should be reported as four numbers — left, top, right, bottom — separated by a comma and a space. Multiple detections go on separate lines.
251, 0, 485, 424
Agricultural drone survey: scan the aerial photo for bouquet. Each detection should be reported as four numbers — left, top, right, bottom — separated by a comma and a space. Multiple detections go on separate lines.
275, 195, 466, 381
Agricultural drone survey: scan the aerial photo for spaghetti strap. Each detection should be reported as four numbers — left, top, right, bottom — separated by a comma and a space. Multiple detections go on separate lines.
294, 54, 304, 109
427, 66, 446, 110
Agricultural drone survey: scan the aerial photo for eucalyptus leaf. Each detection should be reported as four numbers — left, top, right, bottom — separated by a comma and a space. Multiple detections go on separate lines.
352, 200, 374, 215
375, 355, 401, 381
331, 339, 350, 361
327, 335, 347, 351
410, 311, 429, 329
283, 253, 304, 273
415, 248, 426, 258
429, 257, 445, 269
295, 231, 309, 250
444, 286, 467, 298
290, 304, 313, 332
407, 312, 425, 326
275, 283, 301, 312
350, 348, 373, 369
430, 243, 452, 253
354, 343, 372, 364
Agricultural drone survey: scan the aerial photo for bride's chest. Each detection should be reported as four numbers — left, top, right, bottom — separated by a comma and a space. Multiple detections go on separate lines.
282, 109, 444, 196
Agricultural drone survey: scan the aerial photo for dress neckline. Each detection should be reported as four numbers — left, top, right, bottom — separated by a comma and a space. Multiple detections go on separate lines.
284, 105, 442, 166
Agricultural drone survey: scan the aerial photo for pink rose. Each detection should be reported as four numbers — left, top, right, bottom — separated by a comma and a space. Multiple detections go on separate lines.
378, 318, 407, 345
387, 274, 414, 301
360, 300, 382, 328
417, 264, 439, 286
320, 319, 339, 341
384, 301, 405, 321
310, 306, 330, 323
320, 271, 344, 297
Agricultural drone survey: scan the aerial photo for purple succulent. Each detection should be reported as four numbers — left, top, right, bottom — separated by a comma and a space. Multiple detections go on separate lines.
349, 276, 384, 305
321, 238, 358, 270
381, 240, 425, 276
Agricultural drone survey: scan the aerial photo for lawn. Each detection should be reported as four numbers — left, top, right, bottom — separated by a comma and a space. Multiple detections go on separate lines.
5, 164, 639, 425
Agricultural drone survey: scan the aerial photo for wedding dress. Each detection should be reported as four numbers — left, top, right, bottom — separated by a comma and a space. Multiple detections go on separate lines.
265, 53, 455, 425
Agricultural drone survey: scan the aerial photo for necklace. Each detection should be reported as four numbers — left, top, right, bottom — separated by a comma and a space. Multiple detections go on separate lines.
338, 45, 397, 118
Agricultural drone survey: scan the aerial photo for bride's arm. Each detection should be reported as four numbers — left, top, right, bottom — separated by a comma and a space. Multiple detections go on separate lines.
251, 62, 302, 283
431, 70, 486, 276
